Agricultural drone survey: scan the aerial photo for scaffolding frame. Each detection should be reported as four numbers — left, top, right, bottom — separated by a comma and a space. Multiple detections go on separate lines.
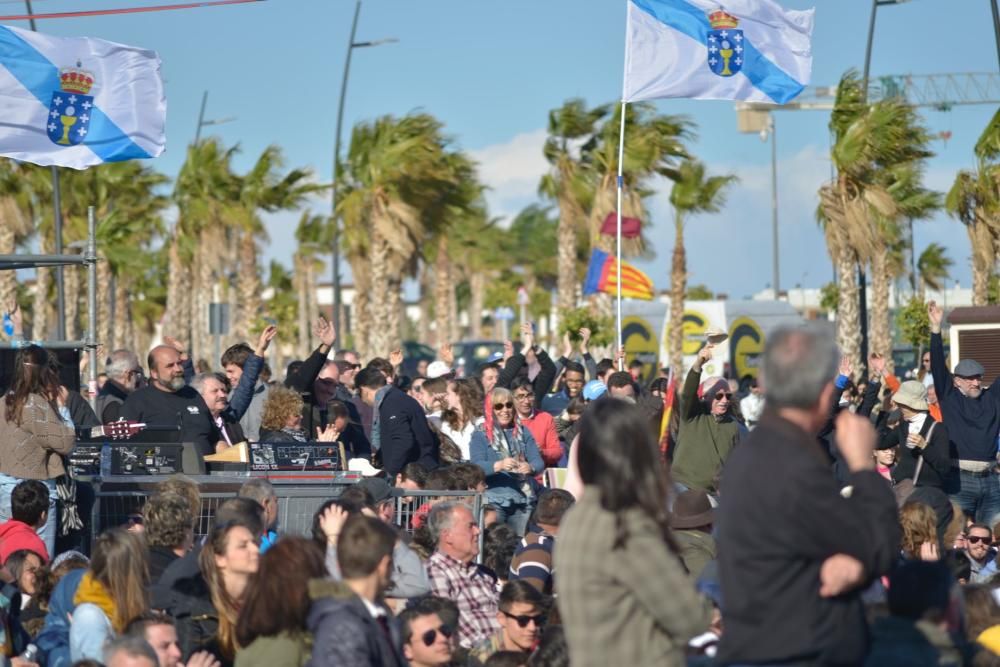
0, 207, 99, 408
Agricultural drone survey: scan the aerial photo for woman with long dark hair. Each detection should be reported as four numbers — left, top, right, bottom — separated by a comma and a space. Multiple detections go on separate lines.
234, 537, 327, 667
441, 379, 485, 460
553, 398, 712, 667
163, 519, 260, 666
0, 345, 76, 556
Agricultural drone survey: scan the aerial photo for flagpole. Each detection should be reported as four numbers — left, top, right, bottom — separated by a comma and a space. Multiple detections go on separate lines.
615, 101, 627, 368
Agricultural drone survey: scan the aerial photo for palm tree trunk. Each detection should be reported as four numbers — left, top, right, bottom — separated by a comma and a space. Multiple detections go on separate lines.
448, 274, 459, 342
0, 205, 17, 334
556, 196, 578, 313
836, 246, 862, 377
668, 218, 686, 378
387, 275, 403, 353
64, 261, 80, 341
969, 221, 993, 306
417, 263, 432, 345
434, 236, 452, 347
368, 234, 392, 358
869, 252, 893, 373
114, 281, 133, 352
469, 272, 485, 339
32, 234, 51, 341
294, 254, 310, 358
237, 233, 262, 342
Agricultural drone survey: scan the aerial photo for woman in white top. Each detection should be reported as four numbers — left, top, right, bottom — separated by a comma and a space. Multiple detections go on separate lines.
440, 378, 484, 460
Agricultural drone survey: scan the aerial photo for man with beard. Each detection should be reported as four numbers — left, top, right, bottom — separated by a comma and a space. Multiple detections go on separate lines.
928, 300, 1000, 522
122, 344, 219, 457
96, 350, 144, 423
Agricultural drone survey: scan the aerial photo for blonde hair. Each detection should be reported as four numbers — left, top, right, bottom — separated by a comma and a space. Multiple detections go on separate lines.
90, 529, 149, 632
900, 501, 939, 559
260, 387, 304, 432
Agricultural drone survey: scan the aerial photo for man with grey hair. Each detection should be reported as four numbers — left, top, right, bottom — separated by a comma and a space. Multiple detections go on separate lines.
424, 501, 498, 649
717, 323, 900, 666
96, 349, 143, 423
103, 635, 159, 667
238, 478, 278, 552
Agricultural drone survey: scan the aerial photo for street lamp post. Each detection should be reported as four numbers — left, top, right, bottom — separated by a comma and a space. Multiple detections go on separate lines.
193, 90, 236, 144
330, 0, 397, 338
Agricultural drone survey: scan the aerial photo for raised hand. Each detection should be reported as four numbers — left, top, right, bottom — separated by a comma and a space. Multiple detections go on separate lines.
521, 322, 534, 351
319, 504, 349, 545
502, 340, 514, 362
163, 335, 187, 357
313, 316, 336, 348
390, 349, 404, 369
927, 300, 943, 333
255, 325, 278, 356
579, 327, 592, 354
562, 331, 573, 358
697, 343, 715, 365
838, 355, 852, 378
440, 343, 455, 366
316, 424, 340, 442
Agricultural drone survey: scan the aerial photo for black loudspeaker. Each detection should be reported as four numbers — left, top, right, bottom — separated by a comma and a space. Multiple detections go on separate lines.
0, 347, 81, 394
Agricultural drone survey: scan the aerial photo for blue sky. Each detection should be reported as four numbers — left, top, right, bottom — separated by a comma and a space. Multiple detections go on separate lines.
11, 0, 1000, 297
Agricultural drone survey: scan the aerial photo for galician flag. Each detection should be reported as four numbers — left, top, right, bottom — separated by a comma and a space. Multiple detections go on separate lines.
0, 24, 165, 169
623, 0, 814, 105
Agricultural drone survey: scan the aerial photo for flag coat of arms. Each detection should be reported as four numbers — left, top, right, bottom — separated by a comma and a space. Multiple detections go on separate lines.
623, 0, 814, 104
0, 24, 165, 169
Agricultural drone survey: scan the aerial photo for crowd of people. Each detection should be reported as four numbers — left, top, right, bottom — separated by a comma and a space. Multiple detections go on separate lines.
2, 299, 1000, 665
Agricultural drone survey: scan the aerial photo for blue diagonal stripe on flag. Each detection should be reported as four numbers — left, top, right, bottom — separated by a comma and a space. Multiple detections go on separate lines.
631, 0, 805, 104
0, 25, 153, 163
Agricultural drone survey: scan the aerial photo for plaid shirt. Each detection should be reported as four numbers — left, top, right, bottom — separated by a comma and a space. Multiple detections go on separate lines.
426, 551, 499, 648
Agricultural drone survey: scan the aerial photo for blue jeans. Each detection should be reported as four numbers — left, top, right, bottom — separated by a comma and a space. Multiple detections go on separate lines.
0, 473, 58, 557
950, 469, 1000, 525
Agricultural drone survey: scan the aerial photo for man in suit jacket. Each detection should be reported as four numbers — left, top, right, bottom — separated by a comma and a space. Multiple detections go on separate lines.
306, 515, 405, 667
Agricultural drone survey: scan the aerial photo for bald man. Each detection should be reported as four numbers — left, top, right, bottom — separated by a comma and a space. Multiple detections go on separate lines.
122, 344, 219, 457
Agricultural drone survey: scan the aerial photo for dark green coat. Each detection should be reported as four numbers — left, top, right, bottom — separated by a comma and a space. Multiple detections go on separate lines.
671, 368, 741, 492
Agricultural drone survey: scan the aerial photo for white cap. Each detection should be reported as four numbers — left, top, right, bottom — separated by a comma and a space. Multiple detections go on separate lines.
426, 361, 452, 379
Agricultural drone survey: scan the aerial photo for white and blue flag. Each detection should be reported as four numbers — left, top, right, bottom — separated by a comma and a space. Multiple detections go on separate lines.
623, 0, 814, 105
0, 24, 165, 170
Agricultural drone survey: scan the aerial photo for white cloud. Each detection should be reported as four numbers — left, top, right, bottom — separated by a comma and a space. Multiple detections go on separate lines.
468, 128, 549, 223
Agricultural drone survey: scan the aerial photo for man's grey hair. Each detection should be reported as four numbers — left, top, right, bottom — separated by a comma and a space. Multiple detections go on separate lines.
105, 349, 140, 380
761, 323, 839, 410
238, 478, 277, 503
334, 349, 359, 361
190, 373, 223, 395
427, 501, 471, 546
104, 635, 159, 666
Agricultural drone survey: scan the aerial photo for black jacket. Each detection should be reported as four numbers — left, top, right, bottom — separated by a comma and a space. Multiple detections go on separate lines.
931, 331, 1000, 461
378, 386, 438, 477
878, 415, 954, 490
497, 348, 558, 408
717, 412, 901, 666
305, 580, 405, 667
96, 380, 129, 424
153, 571, 228, 666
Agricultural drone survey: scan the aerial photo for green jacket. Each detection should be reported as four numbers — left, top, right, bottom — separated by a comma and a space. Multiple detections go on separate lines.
234, 632, 310, 667
670, 367, 740, 492
674, 529, 716, 581
554, 488, 713, 667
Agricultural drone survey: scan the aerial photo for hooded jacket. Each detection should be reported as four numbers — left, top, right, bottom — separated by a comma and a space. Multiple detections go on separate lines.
304, 579, 405, 667
35, 567, 86, 667
0, 519, 49, 564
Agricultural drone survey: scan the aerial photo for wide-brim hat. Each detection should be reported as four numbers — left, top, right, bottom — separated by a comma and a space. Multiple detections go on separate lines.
671, 489, 715, 529
893, 380, 929, 411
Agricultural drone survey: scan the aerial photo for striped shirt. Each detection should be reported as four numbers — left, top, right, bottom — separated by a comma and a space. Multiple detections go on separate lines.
509, 529, 555, 595
426, 551, 499, 648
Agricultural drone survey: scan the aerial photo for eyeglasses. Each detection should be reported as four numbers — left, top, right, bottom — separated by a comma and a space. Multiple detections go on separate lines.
968, 535, 991, 545
126, 514, 143, 527
513, 393, 533, 401
714, 392, 733, 400
501, 610, 547, 628
493, 401, 514, 410
419, 625, 454, 646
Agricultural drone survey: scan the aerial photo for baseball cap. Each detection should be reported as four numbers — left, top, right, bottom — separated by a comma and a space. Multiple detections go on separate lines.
426, 361, 452, 379
357, 477, 395, 502
583, 380, 607, 401
486, 351, 504, 363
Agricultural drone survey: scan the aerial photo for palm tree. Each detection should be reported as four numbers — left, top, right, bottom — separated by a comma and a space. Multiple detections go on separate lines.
232, 146, 325, 342
338, 113, 462, 356
586, 103, 691, 317
946, 109, 1000, 305
820, 71, 936, 370
293, 213, 329, 357
667, 160, 736, 376
539, 99, 608, 314
0, 161, 32, 329
917, 243, 953, 299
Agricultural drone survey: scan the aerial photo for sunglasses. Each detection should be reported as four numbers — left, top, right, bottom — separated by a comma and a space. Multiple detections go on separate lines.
419, 625, 454, 646
968, 536, 991, 545
493, 401, 514, 410
714, 392, 733, 400
126, 514, 144, 526
501, 610, 547, 628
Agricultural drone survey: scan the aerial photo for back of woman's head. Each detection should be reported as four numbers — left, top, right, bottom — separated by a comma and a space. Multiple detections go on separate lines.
900, 501, 939, 559
966, 584, 1000, 640
577, 398, 672, 547
90, 528, 149, 630
5, 345, 60, 424
235, 537, 327, 647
